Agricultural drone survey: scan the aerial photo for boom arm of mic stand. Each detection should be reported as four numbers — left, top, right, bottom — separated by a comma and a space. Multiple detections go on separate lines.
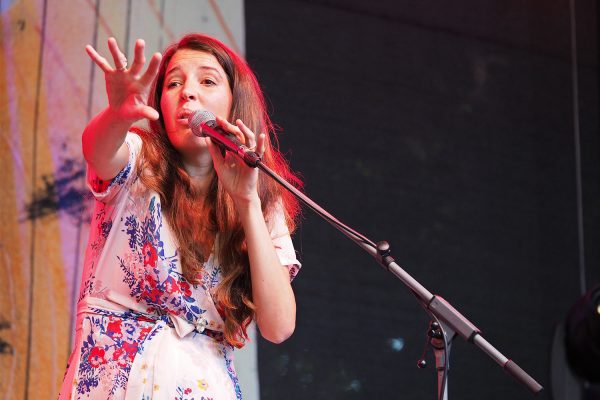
253, 159, 543, 395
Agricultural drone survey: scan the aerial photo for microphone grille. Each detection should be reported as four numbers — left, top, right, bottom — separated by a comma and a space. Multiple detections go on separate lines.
189, 109, 216, 137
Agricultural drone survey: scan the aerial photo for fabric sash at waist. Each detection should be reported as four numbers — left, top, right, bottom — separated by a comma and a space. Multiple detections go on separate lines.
76, 296, 225, 342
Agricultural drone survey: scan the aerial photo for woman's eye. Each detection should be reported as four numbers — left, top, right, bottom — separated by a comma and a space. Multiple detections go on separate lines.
202, 78, 216, 85
167, 81, 181, 88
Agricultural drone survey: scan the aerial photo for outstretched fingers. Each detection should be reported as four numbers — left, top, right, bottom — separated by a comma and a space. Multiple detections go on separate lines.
139, 52, 163, 87
128, 39, 146, 76
85, 45, 112, 73
107, 37, 128, 71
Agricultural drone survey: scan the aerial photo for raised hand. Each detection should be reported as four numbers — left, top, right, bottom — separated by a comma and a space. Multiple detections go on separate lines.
85, 37, 162, 123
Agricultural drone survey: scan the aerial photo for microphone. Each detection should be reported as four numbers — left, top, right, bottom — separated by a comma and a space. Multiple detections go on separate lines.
188, 110, 261, 167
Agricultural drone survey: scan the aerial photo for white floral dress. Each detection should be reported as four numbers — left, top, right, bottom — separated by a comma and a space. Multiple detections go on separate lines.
58, 133, 300, 400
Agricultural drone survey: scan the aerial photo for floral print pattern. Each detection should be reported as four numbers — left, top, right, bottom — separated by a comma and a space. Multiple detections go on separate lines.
59, 134, 300, 400
74, 311, 160, 396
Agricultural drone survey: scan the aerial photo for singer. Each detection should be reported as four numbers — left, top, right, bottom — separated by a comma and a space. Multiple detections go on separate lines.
58, 33, 302, 399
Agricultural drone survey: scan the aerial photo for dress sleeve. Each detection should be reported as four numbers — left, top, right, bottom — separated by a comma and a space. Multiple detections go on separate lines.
268, 204, 301, 281
86, 133, 142, 203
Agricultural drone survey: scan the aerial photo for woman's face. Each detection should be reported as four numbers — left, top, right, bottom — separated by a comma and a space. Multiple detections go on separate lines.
160, 49, 233, 161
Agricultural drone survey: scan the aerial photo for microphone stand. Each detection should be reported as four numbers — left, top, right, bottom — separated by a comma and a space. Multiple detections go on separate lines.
203, 126, 544, 398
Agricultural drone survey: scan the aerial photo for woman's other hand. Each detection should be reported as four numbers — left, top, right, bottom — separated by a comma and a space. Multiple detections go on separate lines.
206, 117, 266, 206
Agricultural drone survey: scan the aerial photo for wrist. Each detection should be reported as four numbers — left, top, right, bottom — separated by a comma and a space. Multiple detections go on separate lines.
234, 194, 262, 218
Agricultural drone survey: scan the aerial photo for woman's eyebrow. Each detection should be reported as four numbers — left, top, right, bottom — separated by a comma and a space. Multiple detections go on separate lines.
196, 65, 223, 78
165, 65, 223, 79
165, 66, 181, 78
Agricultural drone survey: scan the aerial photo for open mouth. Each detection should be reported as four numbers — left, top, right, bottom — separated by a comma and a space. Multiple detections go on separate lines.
177, 109, 194, 125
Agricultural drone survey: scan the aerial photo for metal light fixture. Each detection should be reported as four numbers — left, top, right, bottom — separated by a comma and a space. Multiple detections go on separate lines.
551, 284, 600, 400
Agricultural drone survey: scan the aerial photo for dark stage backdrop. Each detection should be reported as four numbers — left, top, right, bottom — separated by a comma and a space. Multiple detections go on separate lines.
246, 1, 599, 399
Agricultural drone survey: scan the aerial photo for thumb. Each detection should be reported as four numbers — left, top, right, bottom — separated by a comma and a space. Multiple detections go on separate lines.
206, 137, 225, 166
140, 106, 159, 121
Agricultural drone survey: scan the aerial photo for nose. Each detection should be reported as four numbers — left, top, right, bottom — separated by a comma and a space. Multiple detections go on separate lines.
181, 86, 196, 101
180, 81, 199, 101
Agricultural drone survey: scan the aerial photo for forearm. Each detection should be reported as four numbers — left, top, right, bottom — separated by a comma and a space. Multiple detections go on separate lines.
82, 107, 133, 180
237, 196, 296, 344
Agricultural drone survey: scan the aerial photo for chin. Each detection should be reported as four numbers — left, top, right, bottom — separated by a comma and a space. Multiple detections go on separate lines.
169, 128, 205, 146
174, 135, 211, 159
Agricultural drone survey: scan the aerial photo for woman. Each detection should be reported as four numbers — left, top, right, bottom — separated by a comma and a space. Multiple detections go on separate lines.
59, 33, 302, 399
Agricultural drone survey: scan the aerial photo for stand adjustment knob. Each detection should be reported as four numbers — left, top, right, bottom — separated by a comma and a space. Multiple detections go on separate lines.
376, 241, 390, 256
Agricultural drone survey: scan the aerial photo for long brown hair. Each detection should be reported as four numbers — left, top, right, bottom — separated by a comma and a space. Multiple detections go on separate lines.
137, 33, 302, 347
